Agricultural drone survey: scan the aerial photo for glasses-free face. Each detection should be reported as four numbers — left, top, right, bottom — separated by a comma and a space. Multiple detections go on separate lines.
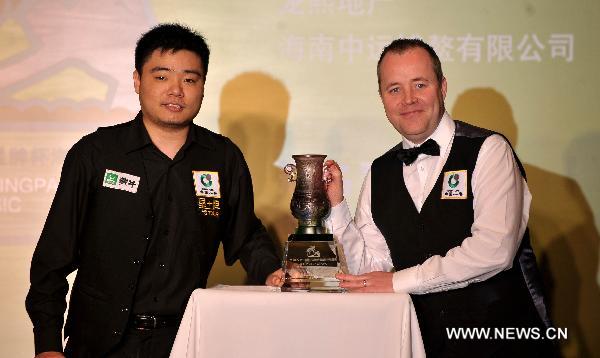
379, 48, 447, 144
134, 49, 205, 130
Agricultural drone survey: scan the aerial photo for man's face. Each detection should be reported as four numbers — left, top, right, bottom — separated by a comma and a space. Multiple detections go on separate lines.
378, 48, 447, 144
134, 49, 205, 129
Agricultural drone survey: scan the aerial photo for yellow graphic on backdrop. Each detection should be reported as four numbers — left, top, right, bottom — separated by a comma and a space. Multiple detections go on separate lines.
0, 19, 29, 61
11, 68, 109, 102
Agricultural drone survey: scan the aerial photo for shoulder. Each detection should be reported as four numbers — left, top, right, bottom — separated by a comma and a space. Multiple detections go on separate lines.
454, 120, 495, 139
190, 124, 247, 167
83, 119, 135, 149
373, 142, 402, 164
191, 123, 237, 149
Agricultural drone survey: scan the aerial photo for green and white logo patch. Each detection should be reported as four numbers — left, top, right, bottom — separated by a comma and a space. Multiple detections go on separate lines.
442, 170, 467, 199
193, 170, 221, 198
102, 169, 140, 194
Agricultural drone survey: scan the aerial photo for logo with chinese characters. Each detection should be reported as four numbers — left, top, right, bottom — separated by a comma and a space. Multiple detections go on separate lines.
193, 171, 221, 217
441, 170, 467, 199
102, 169, 140, 194
192, 171, 220, 198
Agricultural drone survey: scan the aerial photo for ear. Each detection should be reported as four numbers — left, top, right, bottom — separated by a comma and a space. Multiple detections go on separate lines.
441, 77, 447, 100
133, 70, 141, 94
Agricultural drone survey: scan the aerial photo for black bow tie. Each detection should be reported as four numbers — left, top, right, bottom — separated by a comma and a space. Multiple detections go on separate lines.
396, 139, 440, 165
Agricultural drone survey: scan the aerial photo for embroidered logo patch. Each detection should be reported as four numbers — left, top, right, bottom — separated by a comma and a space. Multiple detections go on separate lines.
193, 171, 221, 198
102, 169, 140, 194
441, 170, 467, 199
193, 171, 221, 217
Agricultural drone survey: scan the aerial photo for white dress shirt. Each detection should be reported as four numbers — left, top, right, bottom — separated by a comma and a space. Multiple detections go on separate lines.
327, 113, 532, 294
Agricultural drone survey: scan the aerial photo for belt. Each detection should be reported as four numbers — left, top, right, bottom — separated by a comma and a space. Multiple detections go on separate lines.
129, 314, 181, 330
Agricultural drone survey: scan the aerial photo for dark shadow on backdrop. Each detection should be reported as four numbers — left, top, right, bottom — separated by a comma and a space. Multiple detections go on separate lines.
452, 88, 600, 358
206, 72, 295, 286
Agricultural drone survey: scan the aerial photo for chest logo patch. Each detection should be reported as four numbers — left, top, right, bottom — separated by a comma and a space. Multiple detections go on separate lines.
102, 169, 140, 194
193, 171, 221, 198
441, 170, 467, 199
193, 171, 221, 217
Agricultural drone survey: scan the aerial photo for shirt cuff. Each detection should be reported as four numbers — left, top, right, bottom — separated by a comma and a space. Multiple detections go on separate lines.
328, 199, 353, 233
34, 326, 64, 355
392, 265, 420, 293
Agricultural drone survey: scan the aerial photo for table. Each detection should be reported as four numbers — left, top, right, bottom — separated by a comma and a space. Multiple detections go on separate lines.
170, 286, 425, 358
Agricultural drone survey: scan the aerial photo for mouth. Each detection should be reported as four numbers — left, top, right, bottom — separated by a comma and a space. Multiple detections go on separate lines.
400, 109, 423, 117
162, 103, 185, 112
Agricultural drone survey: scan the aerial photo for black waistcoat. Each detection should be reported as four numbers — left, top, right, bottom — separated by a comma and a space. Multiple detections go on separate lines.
371, 121, 550, 353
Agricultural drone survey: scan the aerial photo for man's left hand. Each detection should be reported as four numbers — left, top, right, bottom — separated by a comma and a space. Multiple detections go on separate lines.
336, 271, 394, 293
265, 268, 285, 287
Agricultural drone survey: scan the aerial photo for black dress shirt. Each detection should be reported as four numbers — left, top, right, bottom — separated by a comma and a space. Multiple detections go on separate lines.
25, 112, 281, 355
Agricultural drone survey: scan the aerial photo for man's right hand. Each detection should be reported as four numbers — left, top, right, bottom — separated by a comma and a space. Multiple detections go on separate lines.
324, 160, 344, 207
35, 352, 65, 358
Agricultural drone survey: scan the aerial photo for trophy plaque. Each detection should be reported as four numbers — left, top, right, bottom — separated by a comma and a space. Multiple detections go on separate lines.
282, 154, 347, 292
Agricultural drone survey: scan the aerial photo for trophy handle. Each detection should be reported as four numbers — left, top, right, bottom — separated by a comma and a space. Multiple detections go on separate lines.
284, 163, 297, 182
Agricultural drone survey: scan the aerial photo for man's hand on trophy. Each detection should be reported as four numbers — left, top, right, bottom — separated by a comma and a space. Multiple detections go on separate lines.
324, 160, 344, 207
266, 268, 285, 287
336, 271, 394, 293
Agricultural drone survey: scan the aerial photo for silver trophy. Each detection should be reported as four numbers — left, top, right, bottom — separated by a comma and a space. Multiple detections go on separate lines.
282, 154, 347, 292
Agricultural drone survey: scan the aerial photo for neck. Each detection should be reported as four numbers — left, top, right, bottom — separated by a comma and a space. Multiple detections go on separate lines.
143, 119, 190, 159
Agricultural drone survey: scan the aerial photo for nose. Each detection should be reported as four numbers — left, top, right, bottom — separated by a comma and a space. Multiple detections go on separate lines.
168, 80, 183, 97
402, 87, 417, 105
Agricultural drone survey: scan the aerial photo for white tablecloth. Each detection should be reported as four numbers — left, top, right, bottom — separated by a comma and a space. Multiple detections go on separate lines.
170, 286, 425, 358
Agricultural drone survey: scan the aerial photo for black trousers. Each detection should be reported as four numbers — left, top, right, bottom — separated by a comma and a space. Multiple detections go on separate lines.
105, 327, 179, 358
64, 326, 178, 358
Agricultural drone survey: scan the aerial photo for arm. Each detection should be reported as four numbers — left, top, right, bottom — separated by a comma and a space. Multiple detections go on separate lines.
324, 161, 395, 275
26, 139, 92, 354
221, 139, 281, 285
392, 135, 530, 293
329, 136, 530, 293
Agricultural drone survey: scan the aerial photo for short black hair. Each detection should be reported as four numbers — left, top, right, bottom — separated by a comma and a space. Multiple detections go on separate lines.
135, 23, 210, 77
377, 38, 443, 92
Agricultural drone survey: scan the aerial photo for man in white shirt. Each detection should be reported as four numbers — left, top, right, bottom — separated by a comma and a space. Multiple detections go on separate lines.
325, 39, 554, 357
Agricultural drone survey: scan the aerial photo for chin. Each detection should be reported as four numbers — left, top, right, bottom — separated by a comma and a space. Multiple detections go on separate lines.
157, 116, 194, 128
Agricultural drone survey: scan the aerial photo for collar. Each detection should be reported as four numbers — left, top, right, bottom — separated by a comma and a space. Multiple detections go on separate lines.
401, 112, 455, 156
122, 112, 152, 153
122, 111, 215, 153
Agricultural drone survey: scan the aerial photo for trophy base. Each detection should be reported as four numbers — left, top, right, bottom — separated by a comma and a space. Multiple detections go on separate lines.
282, 235, 348, 293
282, 276, 346, 293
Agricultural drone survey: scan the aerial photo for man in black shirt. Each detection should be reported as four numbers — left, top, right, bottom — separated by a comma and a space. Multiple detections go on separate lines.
26, 23, 284, 358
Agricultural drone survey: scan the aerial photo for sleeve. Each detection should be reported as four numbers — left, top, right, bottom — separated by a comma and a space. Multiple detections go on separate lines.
325, 167, 395, 274
25, 138, 93, 354
221, 139, 281, 284
392, 134, 531, 294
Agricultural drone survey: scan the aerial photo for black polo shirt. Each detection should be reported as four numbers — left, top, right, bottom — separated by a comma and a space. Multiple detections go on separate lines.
26, 112, 281, 355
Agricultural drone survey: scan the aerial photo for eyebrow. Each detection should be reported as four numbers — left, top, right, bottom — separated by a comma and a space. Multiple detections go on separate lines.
150, 66, 203, 77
